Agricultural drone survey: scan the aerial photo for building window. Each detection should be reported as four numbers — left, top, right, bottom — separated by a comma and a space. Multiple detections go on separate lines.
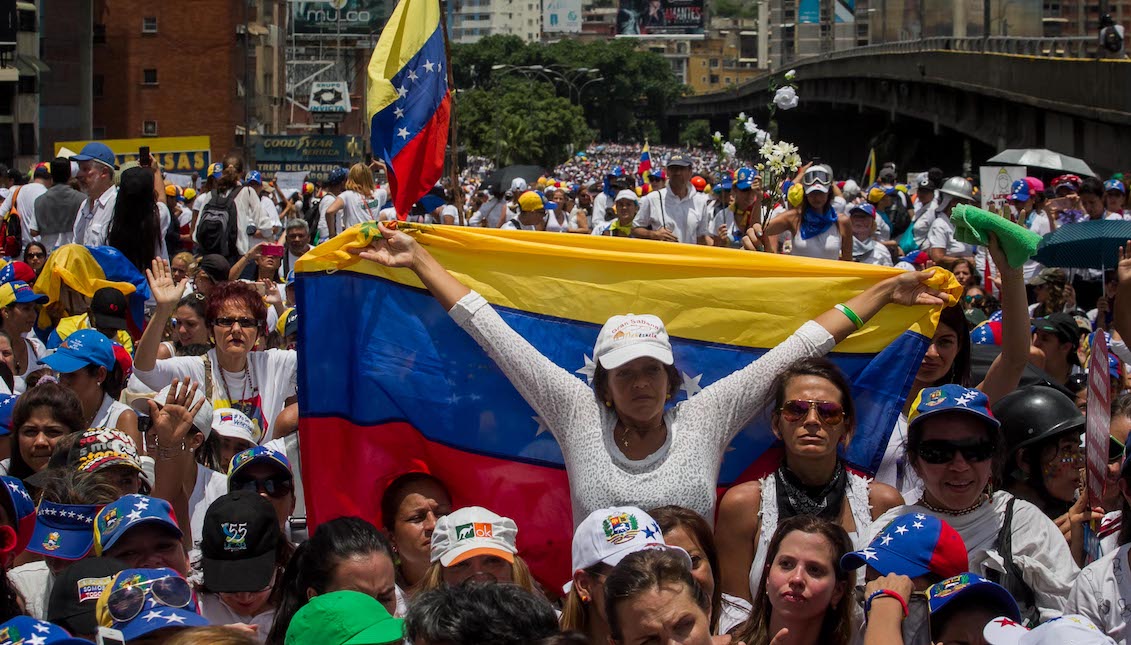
709, 58, 719, 67
93, 74, 104, 98
143, 120, 157, 136
93, 23, 106, 44
725, 76, 732, 83
142, 68, 158, 85
17, 75, 35, 94
17, 124, 34, 156
709, 74, 719, 83
142, 16, 158, 33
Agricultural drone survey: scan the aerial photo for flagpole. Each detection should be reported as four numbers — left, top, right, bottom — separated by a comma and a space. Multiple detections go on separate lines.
440, 3, 465, 226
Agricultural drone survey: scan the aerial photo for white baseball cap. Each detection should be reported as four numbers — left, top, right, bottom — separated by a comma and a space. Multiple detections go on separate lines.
130, 384, 213, 437
593, 314, 673, 371
982, 614, 1114, 645
510, 177, 528, 192
211, 407, 261, 444
570, 506, 690, 575
614, 189, 639, 203
430, 506, 518, 567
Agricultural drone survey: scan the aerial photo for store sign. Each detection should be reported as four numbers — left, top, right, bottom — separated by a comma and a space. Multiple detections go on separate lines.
291, 0, 390, 35
544, 0, 582, 33
253, 135, 363, 181
54, 136, 212, 174
309, 81, 351, 114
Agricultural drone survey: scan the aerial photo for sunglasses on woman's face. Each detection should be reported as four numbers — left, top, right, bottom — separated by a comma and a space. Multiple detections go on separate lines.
24, 252, 44, 260
1109, 436, 1125, 464
232, 474, 294, 499
964, 295, 984, 303
106, 575, 193, 623
780, 399, 845, 425
917, 439, 995, 465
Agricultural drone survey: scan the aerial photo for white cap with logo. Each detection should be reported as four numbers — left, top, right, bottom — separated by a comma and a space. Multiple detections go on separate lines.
211, 407, 262, 444
592, 315, 674, 371
570, 506, 690, 577
430, 506, 519, 567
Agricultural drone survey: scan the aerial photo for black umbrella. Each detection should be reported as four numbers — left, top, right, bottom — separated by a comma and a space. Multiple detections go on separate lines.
1034, 219, 1131, 270
483, 165, 546, 195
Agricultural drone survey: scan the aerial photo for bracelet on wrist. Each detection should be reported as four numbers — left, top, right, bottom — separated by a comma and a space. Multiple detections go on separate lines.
864, 589, 909, 618
835, 303, 865, 330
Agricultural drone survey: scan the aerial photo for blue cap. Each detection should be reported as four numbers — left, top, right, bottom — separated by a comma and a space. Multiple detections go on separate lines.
328, 166, 349, 184
841, 512, 968, 579
245, 170, 262, 185
734, 167, 757, 190
1, 476, 36, 557
69, 142, 117, 170
716, 172, 734, 191
927, 573, 1021, 621
228, 445, 292, 484
1106, 179, 1126, 194
665, 154, 692, 168
285, 270, 295, 287
27, 500, 101, 560
0, 281, 47, 307
0, 615, 94, 644
908, 385, 1000, 431
40, 329, 117, 374
208, 162, 224, 179
849, 204, 877, 218
1009, 180, 1031, 203
93, 495, 182, 556
104, 568, 208, 640
0, 394, 17, 436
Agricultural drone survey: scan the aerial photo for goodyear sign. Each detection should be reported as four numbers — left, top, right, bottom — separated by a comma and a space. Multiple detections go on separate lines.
54, 136, 211, 174
252, 135, 363, 181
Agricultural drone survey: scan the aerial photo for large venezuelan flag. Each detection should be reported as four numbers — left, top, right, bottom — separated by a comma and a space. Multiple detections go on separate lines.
295, 225, 959, 590
367, 0, 450, 219
33, 244, 151, 338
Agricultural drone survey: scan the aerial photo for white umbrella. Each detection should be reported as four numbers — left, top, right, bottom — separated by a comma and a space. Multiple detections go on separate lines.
987, 148, 1096, 177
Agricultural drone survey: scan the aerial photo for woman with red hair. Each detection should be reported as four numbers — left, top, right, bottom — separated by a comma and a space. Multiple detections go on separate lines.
132, 259, 296, 445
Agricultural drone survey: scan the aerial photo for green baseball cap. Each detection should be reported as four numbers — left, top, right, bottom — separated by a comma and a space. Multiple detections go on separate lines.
285, 590, 403, 645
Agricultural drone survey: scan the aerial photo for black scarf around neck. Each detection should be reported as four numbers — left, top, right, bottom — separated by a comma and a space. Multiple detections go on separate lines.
774, 460, 848, 521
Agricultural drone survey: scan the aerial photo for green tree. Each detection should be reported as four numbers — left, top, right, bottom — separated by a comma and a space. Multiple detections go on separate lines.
679, 119, 713, 148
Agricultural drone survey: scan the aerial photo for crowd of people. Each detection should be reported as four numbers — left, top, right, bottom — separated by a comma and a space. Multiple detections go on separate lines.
0, 134, 1121, 644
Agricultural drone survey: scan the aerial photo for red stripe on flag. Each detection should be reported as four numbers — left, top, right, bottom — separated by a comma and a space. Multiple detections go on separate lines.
299, 417, 573, 590
386, 91, 451, 219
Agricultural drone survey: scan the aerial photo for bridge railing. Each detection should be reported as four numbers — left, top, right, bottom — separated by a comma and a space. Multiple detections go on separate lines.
810, 35, 1097, 63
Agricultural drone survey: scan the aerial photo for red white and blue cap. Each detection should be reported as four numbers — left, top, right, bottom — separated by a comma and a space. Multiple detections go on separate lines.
0, 476, 36, 558
927, 573, 1020, 621
982, 614, 1114, 644
908, 385, 1000, 432
849, 203, 877, 218
840, 512, 968, 579
0, 615, 93, 644
28, 500, 102, 560
245, 170, 262, 185
734, 167, 757, 190
92, 495, 181, 556
1009, 180, 1031, 202
102, 568, 208, 640
971, 321, 1003, 345
1105, 179, 1126, 194
227, 445, 292, 482
0, 262, 37, 286
41, 329, 117, 374
0, 395, 17, 437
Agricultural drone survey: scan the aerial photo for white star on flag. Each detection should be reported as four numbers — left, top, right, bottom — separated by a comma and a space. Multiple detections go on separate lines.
407, 70, 418, 82
576, 355, 597, 384
423, 60, 435, 72
680, 372, 703, 398
127, 509, 144, 522
32, 623, 49, 633
394, 106, 405, 119
64, 510, 75, 519
860, 548, 878, 561
912, 521, 924, 529
915, 513, 926, 521
894, 525, 909, 535
397, 85, 408, 98
7, 482, 17, 493
954, 391, 977, 407
532, 415, 550, 437
142, 610, 164, 622
880, 534, 893, 546
397, 128, 410, 139
26, 634, 45, 645
163, 612, 188, 625
134, 498, 149, 510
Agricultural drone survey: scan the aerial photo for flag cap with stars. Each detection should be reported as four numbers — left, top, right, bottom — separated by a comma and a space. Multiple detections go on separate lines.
227, 445, 293, 485
27, 500, 102, 561
92, 495, 181, 557
0, 615, 94, 645
0, 476, 36, 558
95, 568, 208, 641
981, 613, 1114, 645
566, 506, 690, 593
429, 506, 518, 567
840, 512, 968, 580
926, 573, 1019, 623
907, 385, 999, 434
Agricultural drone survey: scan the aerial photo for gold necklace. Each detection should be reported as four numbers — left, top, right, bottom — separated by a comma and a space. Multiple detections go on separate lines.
617, 422, 664, 448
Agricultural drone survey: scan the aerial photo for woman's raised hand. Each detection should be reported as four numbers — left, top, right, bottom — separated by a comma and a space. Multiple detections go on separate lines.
146, 258, 188, 309
356, 222, 419, 269
888, 270, 952, 307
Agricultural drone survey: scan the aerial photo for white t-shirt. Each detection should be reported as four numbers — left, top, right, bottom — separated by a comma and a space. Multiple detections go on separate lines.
256, 196, 281, 244
468, 198, 507, 227
188, 462, 229, 561
1069, 542, 1131, 641
9, 560, 51, 620
317, 193, 334, 242
73, 185, 118, 247
199, 592, 275, 643
92, 393, 131, 430
633, 187, 709, 244
338, 189, 387, 230
5, 182, 47, 247
926, 212, 971, 256
134, 348, 297, 444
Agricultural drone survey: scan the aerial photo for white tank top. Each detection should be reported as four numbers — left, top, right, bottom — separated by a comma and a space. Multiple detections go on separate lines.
92, 393, 129, 430
748, 471, 874, 597
790, 224, 842, 261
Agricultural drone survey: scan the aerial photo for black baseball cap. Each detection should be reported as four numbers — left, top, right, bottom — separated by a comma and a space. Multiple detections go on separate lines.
1033, 312, 1082, 347
89, 287, 129, 330
200, 491, 282, 593
666, 154, 693, 168
47, 557, 128, 636
197, 254, 231, 284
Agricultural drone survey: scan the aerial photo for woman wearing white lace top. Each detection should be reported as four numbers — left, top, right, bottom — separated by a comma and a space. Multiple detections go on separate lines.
357, 223, 948, 526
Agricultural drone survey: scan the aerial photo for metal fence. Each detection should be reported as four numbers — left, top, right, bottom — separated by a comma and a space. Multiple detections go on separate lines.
812, 36, 1099, 63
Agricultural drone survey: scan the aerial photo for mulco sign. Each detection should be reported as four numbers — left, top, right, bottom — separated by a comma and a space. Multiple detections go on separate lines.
291, 0, 390, 34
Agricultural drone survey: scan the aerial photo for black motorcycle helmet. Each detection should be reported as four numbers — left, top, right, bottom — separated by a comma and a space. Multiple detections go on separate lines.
992, 385, 1085, 514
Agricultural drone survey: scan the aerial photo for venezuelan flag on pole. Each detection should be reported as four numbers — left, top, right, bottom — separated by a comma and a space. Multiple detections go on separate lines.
367, 0, 450, 218
863, 147, 877, 186
638, 142, 652, 177
295, 225, 959, 589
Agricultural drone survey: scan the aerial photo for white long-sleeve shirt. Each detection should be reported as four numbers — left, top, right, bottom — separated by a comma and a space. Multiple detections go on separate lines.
449, 291, 836, 525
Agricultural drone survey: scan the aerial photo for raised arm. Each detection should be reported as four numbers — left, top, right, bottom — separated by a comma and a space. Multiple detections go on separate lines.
1114, 242, 1131, 346
229, 243, 264, 281
325, 196, 346, 238
976, 235, 1029, 404
135, 258, 188, 372
761, 208, 798, 238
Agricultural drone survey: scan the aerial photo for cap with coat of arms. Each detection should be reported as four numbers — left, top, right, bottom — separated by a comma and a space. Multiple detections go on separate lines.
28, 500, 102, 560
92, 495, 181, 556
0, 615, 92, 645
568, 506, 691, 588
429, 506, 518, 567
907, 384, 999, 433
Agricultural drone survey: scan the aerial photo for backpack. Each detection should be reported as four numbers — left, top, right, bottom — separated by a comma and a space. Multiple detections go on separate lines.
0, 187, 22, 258
197, 189, 238, 258
302, 195, 322, 234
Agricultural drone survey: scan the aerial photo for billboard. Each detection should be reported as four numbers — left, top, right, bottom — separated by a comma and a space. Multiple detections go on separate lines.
616, 0, 704, 35
544, 0, 582, 33
252, 135, 363, 181
54, 136, 211, 174
291, 0, 391, 35
800, 0, 855, 23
